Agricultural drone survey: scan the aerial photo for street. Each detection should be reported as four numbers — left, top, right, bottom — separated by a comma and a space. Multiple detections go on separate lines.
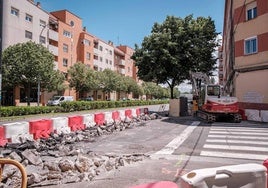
44, 107, 268, 188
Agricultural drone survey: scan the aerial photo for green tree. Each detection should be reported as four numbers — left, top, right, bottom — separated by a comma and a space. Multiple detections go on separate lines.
132, 15, 218, 99
68, 62, 97, 97
96, 69, 121, 93
47, 70, 67, 95
2, 41, 63, 106
142, 82, 159, 99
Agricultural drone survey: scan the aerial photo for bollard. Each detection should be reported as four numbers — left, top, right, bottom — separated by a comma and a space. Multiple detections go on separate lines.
263, 159, 268, 188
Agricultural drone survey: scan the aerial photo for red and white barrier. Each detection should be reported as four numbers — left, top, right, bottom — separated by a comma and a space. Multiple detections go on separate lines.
0, 107, 148, 146
0, 126, 8, 146
104, 112, 114, 125
94, 113, 105, 126
51, 117, 70, 134
68, 115, 86, 131
29, 119, 53, 140
81, 114, 95, 128
2, 122, 33, 143
112, 111, 121, 123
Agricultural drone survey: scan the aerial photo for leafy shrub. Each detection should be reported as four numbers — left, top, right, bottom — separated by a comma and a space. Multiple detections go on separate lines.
0, 99, 169, 117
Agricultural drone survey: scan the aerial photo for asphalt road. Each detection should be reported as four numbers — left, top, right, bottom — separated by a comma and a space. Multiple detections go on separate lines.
42, 108, 268, 188
2, 104, 267, 187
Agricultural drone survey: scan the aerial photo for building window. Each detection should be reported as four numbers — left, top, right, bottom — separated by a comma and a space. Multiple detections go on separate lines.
247, 7, 257, 20
245, 37, 257, 55
25, 30, 32, 39
63, 30, 72, 38
70, 20, 75, 27
109, 60, 112, 65
63, 44, 68, 53
11, 7, 19, 17
39, 36, 46, 44
86, 52, 91, 60
99, 46, 103, 51
109, 50, 112, 55
25, 14, 33, 22
82, 39, 90, 46
63, 58, 68, 67
100, 57, 103, 62
40, 20, 46, 27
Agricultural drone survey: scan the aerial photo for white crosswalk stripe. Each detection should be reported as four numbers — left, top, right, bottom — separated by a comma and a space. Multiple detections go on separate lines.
200, 126, 268, 161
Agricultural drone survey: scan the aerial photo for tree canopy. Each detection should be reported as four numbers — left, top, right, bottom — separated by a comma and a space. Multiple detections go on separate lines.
68, 62, 97, 94
132, 15, 219, 99
2, 41, 64, 105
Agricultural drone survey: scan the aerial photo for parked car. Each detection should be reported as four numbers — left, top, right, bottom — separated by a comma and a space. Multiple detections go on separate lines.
80, 96, 94, 101
47, 96, 74, 106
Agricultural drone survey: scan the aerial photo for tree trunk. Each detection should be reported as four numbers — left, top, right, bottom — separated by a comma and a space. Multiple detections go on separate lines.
26, 84, 31, 106
170, 85, 174, 99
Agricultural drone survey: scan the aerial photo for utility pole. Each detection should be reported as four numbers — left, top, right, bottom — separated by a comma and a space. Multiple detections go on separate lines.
0, 0, 3, 106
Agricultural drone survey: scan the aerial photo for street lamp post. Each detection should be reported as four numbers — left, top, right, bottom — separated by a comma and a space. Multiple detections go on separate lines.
37, 78, 40, 106
0, 0, 3, 106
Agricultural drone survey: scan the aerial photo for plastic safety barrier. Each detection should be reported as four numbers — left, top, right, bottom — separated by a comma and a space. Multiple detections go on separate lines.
0, 126, 8, 146
136, 108, 141, 117
144, 108, 149, 114
81, 114, 95, 128
180, 163, 266, 188
125, 109, 132, 119
104, 112, 114, 125
112, 111, 121, 123
263, 158, 268, 188
94, 113, 105, 126
51, 117, 70, 134
2, 122, 33, 143
29, 119, 53, 140
68, 116, 86, 131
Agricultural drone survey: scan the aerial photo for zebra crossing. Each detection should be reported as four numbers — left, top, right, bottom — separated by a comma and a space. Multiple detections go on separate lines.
200, 125, 268, 161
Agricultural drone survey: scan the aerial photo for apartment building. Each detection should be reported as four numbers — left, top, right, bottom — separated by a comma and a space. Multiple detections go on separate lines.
1, 0, 137, 106
2, 0, 59, 106
222, 0, 268, 109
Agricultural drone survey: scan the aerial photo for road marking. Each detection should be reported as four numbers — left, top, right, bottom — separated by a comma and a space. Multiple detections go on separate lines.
203, 144, 268, 152
210, 127, 268, 133
154, 121, 200, 155
200, 151, 267, 161
206, 139, 268, 145
209, 131, 268, 136
208, 135, 268, 140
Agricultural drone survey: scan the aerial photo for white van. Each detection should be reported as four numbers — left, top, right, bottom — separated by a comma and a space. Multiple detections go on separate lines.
47, 96, 74, 106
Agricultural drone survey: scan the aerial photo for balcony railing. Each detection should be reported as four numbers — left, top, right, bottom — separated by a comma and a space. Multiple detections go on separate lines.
48, 45, 58, 56
49, 30, 58, 41
118, 60, 125, 66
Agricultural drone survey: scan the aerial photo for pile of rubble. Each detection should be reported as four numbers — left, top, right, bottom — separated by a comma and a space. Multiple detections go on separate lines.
0, 112, 161, 187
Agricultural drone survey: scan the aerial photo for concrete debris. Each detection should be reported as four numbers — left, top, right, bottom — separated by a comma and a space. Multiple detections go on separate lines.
0, 112, 161, 187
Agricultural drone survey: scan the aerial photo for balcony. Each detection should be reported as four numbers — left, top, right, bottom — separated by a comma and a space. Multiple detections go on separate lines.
93, 60, 99, 66
48, 45, 58, 56
94, 48, 98, 54
118, 60, 125, 66
49, 30, 58, 41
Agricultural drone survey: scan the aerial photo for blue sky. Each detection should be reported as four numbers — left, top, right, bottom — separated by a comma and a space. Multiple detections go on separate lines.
38, 0, 225, 48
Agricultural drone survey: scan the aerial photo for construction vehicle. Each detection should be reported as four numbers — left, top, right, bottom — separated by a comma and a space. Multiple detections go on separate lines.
190, 71, 242, 123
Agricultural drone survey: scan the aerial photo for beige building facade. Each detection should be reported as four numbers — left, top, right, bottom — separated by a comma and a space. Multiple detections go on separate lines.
222, 0, 268, 109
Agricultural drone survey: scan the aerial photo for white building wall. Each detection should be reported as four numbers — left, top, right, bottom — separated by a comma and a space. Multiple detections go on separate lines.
2, 0, 49, 50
